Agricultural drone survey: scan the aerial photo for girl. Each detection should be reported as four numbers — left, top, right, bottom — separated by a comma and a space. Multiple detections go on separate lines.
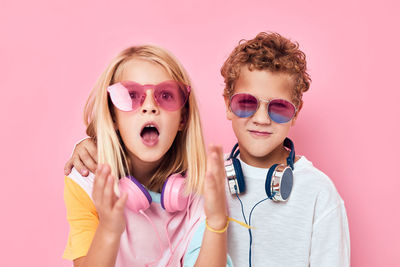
63, 45, 230, 266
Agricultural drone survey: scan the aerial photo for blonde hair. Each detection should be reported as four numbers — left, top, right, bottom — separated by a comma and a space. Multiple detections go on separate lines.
83, 45, 206, 194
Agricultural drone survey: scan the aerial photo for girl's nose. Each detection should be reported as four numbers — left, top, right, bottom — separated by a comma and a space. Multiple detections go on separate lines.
141, 89, 160, 115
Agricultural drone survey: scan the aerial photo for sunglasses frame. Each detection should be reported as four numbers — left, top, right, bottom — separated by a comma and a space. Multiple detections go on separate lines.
229, 93, 298, 123
107, 80, 191, 112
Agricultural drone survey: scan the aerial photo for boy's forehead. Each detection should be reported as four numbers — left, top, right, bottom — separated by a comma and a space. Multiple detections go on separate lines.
233, 66, 295, 99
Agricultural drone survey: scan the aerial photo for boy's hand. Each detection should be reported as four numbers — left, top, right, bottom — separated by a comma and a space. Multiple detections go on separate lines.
64, 138, 98, 176
203, 145, 228, 230
93, 164, 128, 237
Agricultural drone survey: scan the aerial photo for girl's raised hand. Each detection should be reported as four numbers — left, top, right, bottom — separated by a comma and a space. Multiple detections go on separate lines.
203, 145, 228, 230
93, 164, 128, 237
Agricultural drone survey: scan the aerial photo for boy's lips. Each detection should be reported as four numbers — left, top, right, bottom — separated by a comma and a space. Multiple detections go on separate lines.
140, 121, 160, 147
248, 129, 272, 137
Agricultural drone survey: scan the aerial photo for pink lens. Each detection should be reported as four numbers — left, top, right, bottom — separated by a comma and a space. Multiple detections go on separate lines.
154, 81, 189, 111
230, 93, 258, 118
107, 81, 190, 112
107, 82, 138, 112
268, 99, 296, 123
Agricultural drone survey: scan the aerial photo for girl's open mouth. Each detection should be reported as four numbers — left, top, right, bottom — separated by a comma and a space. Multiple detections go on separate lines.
140, 123, 160, 147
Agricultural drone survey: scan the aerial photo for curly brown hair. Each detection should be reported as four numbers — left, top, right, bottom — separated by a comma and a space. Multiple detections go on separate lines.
221, 32, 311, 108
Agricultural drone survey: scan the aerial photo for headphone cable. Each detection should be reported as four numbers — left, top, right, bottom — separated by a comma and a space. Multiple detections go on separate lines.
235, 190, 275, 267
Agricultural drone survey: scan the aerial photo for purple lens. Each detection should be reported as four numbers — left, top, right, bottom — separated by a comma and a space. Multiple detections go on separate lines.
230, 93, 258, 118
268, 99, 296, 123
154, 81, 189, 111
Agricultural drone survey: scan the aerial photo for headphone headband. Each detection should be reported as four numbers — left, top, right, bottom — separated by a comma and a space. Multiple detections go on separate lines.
229, 143, 240, 159
283, 138, 295, 169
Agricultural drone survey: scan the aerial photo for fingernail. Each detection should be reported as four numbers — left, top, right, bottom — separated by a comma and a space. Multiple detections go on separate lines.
81, 169, 88, 175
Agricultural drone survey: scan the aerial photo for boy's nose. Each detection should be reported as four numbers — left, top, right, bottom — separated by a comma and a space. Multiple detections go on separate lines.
251, 103, 271, 125
141, 89, 160, 115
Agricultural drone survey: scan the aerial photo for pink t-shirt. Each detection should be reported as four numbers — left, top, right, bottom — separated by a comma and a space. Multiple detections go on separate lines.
63, 168, 205, 267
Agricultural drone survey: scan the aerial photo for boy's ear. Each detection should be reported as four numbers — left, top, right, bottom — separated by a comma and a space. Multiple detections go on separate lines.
224, 96, 233, 121
291, 101, 303, 126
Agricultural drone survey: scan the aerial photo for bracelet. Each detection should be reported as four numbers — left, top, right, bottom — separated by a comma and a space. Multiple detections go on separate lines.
205, 217, 230, 233
205, 217, 253, 233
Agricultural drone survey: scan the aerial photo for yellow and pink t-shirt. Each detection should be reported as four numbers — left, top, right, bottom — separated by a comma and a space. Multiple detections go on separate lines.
63, 168, 215, 266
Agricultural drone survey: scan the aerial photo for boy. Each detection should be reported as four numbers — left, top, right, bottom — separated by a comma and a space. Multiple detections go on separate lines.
65, 32, 350, 266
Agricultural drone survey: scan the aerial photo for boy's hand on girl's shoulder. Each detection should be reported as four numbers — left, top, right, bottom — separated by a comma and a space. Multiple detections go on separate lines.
64, 137, 98, 176
203, 144, 228, 229
93, 164, 128, 237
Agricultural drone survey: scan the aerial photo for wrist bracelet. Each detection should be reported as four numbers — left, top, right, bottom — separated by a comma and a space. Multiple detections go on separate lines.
205, 216, 253, 233
205, 217, 229, 233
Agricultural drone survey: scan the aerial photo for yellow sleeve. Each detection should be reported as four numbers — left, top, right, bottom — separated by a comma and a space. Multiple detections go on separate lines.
63, 176, 99, 260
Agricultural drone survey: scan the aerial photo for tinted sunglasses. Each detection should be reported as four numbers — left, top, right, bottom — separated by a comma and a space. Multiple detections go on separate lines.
107, 80, 190, 112
229, 93, 297, 123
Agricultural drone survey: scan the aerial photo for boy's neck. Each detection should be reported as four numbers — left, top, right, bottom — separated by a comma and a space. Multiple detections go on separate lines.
238, 143, 290, 169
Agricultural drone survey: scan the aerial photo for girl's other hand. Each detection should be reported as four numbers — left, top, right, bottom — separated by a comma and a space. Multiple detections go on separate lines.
203, 145, 228, 230
93, 164, 128, 237
64, 138, 98, 176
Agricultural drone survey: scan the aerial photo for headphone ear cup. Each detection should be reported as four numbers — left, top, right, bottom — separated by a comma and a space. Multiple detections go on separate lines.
265, 164, 278, 199
119, 176, 152, 213
161, 173, 188, 213
280, 167, 294, 201
232, 158, 246, 193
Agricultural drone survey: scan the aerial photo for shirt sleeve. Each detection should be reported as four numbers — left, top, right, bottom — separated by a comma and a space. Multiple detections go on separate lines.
310, 202, 350, 266
63, 176, 99, 260
183, 220, 233, 267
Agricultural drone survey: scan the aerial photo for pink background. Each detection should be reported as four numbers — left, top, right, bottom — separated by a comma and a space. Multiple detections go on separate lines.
1, 0, 399, 266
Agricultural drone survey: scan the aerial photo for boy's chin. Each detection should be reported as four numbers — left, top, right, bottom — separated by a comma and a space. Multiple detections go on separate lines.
240, 140, 280, 159
247, 149, 275, 159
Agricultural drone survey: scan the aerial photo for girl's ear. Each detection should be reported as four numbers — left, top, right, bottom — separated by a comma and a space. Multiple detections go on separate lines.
179, 107, 188, 131
110, 106, 118, 130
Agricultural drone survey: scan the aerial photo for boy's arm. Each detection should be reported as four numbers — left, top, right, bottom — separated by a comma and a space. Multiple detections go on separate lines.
64, 138, 98, 177
310, 202, 350, 266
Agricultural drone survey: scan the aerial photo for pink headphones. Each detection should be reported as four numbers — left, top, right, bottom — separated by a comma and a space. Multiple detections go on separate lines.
119, 173, 189, 213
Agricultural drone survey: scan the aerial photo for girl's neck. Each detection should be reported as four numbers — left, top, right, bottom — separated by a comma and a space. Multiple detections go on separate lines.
127, 154, 162, 187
